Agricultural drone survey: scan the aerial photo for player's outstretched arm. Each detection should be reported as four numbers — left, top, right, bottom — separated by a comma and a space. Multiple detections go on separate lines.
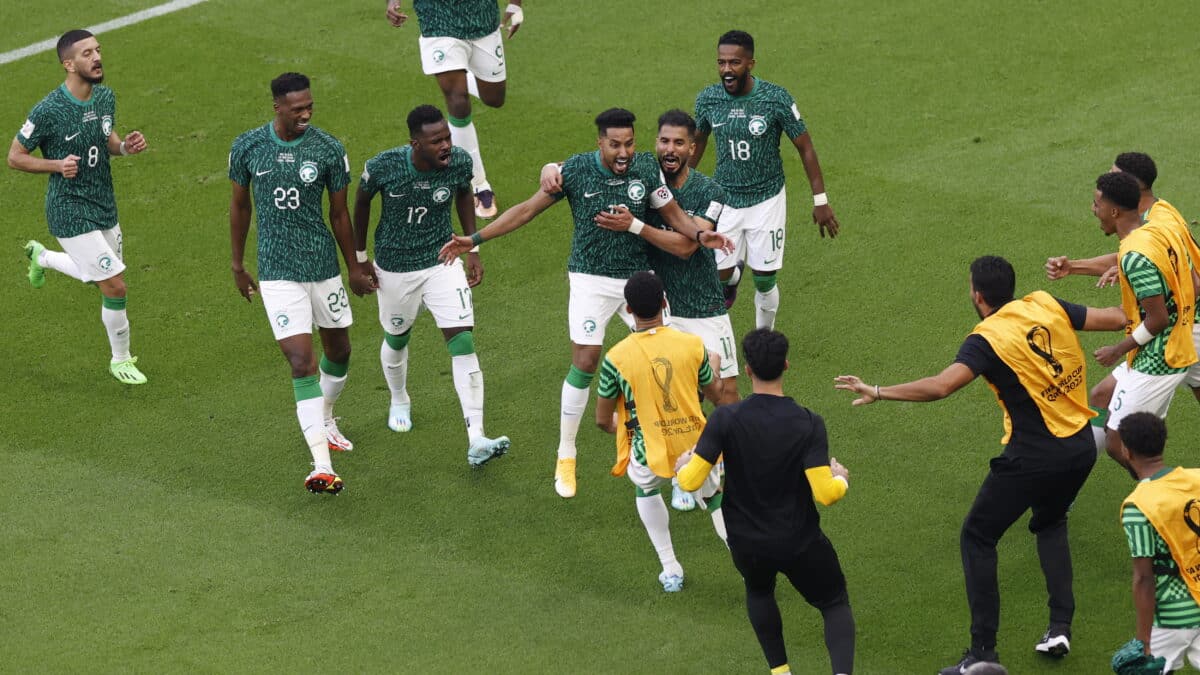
1081, 305, 1130, 332
1094, 294, 1168, 367
7, 138, 78, 177
1047, 253, 1119, 281
385, 0, 408, 27
229, 181, 258, 302
656, 200, 734, 253
106, 129, 146, 157
594, 205, 700, 259
439, 188, 556, 262
792, 132, 839, 239
502, 0, 524, 38
834, 364, 976, 405
455, 187, 484, 287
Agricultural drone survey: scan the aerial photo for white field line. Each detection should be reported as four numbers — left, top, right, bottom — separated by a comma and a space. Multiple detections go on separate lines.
0, 0, 211, 66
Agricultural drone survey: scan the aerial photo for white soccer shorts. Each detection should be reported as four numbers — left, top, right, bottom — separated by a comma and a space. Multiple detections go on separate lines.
1184, 324, 1200, 389
1106, 363, 1188, 432
259, 276, 353, 341
419, 29, 506, 82
669, 314, 739, 379
57, 224, 124, 282
1151, 626, 1200, 671
627, 451, 721, 499
714, 186, 786, 272
375, 259, 473, 333
567, 272, 634, 345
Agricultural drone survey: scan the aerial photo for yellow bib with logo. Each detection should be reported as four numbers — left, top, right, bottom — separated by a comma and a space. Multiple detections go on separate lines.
1118, 222, 1198, 369
1124, 468, 1200, 606
970, 291, 1094, 444
607, 326, 708, 479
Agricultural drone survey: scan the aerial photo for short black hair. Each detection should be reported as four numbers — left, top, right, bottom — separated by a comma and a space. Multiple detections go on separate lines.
595, 108, 636, 137
1096, 171, 1141, 211
718, 30, 755, 56
969, 255, 1016, 307
1115, 152, 1157, 190
407, 104, 445, 137
657, 109, 696, 137
57, 30, 93, 62
624, 271, 663, 319
742, 328, 788, 381
271, 72, 310, 99
1119, 412, 1167, 459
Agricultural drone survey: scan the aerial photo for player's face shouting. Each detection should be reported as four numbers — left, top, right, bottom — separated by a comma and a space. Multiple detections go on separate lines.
717, 44, 754, 95
1092, 189, 1118, 236
599, 128, 635, 175
274, 90, 314, 139
67, 37, 104, 84
656, 125, 694, 178
414, 120, 454, 169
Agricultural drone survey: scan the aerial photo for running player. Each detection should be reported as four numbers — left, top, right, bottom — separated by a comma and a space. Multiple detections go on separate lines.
10, 30, 149, 384
353, 104, 510, 466
229, 72, 376, 494
691, 30, 840, 329
438, 108, 730, 499
385, 0, 524, 218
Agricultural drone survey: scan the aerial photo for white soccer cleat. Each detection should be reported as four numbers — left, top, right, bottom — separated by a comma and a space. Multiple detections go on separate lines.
468, 435, 510, 467
670, 481, 696, 511
658, 570, 684, 593
326, 418, 353, 452
387, 403, 412, 432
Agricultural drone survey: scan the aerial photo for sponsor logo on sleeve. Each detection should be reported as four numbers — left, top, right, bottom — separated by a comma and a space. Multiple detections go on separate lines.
791, 102, 802, 121
705, 201, 723, 222
19, 119, 35, 139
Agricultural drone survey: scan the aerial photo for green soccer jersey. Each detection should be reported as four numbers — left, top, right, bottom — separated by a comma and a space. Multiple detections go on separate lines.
17, 84, 119, 238
1123, 496, 1200, 628
648, 169, 726, 319
553, 151, 671, 279
360, 145, 473, 273
694, 78, 808, 209
229, 123, 351, 282
413, 0, 499, 39
1121, 251, 1188, 375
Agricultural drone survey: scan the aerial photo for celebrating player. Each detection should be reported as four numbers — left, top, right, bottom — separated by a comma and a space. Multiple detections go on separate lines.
384, 0, 524, 218
691, 30, 840, 329
353, 104, 510, 467
229, 72, 375, 494
9, 30, 150, 385
439, 108, 730, 499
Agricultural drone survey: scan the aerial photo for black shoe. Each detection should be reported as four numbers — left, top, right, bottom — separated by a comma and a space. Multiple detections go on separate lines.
723, 260, 745, 310
938, 647, 1000, 675
1034, 627, 1071, 657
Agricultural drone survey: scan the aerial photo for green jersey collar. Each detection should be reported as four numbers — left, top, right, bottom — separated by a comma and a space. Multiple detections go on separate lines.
724, 77, 759, 100
269, 122, 307, 148
592, 151, 617, 177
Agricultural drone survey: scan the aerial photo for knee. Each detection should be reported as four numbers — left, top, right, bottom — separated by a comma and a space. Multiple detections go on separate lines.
443, 90, 472, 118
479, 88, 506, 108
572, 351, 600, 373
285, 351, 314, 378
100, 277, 127, 298
325, 343, 351, 365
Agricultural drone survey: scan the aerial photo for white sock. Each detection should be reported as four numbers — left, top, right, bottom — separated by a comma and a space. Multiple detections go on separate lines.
1092, 425, 1108, 454
558, 381, 589, 460
636, 493, 681, 577
710, 507, 729, 545
380, 341, 411, 406
449, 120, 490, 192
452, 353, 485, 443
466, 72, 480, 99
725, 265, 741, 287
297, 396, 331, 471
755, 285, 780, 330
319, 370, 348, 423
101, 305, 131, 361
40, 250, 84, 281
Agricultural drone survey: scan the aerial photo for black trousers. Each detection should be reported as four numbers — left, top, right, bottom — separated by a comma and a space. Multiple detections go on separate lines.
961, 450, 1095, 650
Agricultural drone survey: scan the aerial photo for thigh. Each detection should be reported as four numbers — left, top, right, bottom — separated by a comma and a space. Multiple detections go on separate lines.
742, 188, 787, 273
423, 260, 474, 328
375, 265, 426, 334
779, 534, 849, 609
57, 228, 126, 282
1028, 456, 1095, 533
1107, 368, 1187, 431
729, 547, 779, 593
714, 206, 747, 270
418, 36, 470, 76
568, 273, 626, 345
310, 276, 353, 330
627, 456, 670, 493
259, 280, 314, 340
467, 29, 506, 82
962, 459, 1038, 542
101, 224, 123, 261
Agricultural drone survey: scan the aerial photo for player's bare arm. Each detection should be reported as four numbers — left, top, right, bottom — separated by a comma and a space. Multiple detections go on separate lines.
593, 205, 701, 260
688, 130, 709, 168
502, 1, 525, 38
328, 187, 377, 296
656, 199, 734, 253
834, 363, 976, 406
106, 129, 146, 157
7, 138, 79, 178
539, 161, 564, 194
1094, 294, 1169, 367
439, 188, 556, 261
455, 186, 484, 287
385, 0, 408, 27
1045, 253, 1119, 281
792, 132, 839, 238
229, 180, 258, 302
1081, 305, 1129, 332
1131, 556, 1156, 650
352, 183, 374, 255
594, 394, 618, 434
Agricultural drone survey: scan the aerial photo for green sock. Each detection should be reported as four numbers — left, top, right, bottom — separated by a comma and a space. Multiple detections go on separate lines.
292, 374, 321, 402
319, 355, 349, 377
447, 331, 475, 356
752, 272, 777, 293
385, 330, 412, 350
565, 364, 594, 388
448, 113, 472, 128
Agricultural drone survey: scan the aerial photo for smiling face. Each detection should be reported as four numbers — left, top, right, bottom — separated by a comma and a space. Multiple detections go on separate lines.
598, 127, 635, 175
64, 36, 104, 84
273, 89, 314, 139
411, 119, 453, 170
656, 124, 693, 179
717, 44, 754, 95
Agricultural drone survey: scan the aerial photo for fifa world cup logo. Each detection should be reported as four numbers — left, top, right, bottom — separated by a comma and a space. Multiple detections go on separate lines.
651, 357, 678, 412
1184, 499, 1200, 554
1027, 325, 1064, 378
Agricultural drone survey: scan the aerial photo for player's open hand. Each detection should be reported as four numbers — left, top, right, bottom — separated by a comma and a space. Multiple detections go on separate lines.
539, 162, 562, 194
699, 230, 735, 254
232, 267, 258, 302
439, 234, 474, 263
1045, 256, 1071, 281
595, 206, 633, 231
348, 262, 378, 296
814, 204, 839, 238
1097, 265, 1120, 288
59, 154, 80, 178
830, 458, 849, 480
833, 375, 878, 406
1094, 344, 1125, 368
466, 252, 484, 287
123, 131, 147, 154
503, 2, 524, 38
385, 0, 408, 27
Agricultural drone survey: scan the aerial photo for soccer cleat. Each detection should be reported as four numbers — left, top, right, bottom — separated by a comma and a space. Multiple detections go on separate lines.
1035, 628, 1070, 657
474, 189, 498, 219
326, 418, 353, 452
938, 647, 999, 675
467, 435, 510, 467
24, 240, 46, 289
109, 356, 147, 385
554, 458, 577, 498
658, 570, 684, 593
670, 482, 696, 511
723, 259, 745, 310
304, 469, 344, 494
387, 403, 412, 432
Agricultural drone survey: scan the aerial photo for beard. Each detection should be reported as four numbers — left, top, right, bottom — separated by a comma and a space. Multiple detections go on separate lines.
81, 71, 104, 84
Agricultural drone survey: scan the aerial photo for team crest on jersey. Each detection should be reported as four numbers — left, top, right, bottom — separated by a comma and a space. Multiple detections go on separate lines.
432, 187, 452, 203
101, 115, 113, 136
298, 161, 319, 184
627, 180, 646, 201
748, 115, 768, 136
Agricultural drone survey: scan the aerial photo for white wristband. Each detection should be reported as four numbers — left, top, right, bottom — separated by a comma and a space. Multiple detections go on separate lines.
119, 140, 129, 156
1132, 323, 1154, 346
355, 250, 368, 263
469, 246, 480, 254
505, 3, 523, 25
628, 218, 645, 236
813, 192, 829, 207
